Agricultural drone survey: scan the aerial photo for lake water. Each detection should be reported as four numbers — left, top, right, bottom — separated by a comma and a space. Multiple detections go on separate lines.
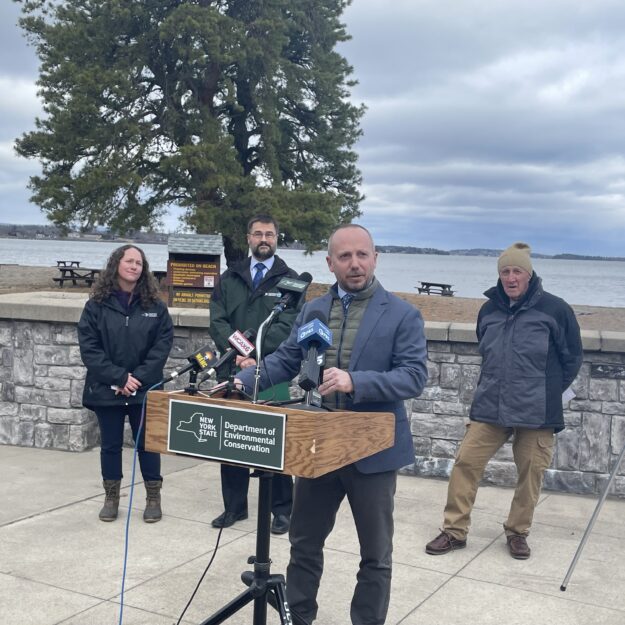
0, 237, 624, 307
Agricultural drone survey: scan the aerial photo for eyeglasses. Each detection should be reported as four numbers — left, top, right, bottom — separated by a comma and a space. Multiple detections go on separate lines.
249, 231, 277, 239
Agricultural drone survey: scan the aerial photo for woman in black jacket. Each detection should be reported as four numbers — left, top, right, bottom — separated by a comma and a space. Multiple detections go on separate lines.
77, 245, 173, 523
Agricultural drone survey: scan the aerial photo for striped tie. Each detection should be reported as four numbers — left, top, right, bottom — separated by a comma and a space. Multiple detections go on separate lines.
252, 263, 266, 290
341, 293, 353, 316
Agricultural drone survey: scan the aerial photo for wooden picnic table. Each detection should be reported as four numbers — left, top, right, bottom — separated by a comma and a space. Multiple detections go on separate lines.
416, 281, 455, 296
53, 266, 100, 287
53, 265, 165, 288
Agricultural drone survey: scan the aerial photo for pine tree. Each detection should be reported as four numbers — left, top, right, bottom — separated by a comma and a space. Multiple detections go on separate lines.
15, 0, 364, 262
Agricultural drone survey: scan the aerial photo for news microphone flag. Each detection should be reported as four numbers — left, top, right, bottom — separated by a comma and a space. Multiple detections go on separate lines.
297, 319, 332, 352
228, 329, 255, 357
297, 317, 332, 392
273, 272, 312, 312
163, 345, 217, 383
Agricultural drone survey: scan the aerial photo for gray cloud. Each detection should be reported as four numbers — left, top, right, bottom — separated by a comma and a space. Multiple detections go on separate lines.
338, 0, 625, 254
2, 0, 625, 253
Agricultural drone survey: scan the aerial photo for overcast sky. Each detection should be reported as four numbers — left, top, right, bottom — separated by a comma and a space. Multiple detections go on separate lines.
2, 0, 625, 255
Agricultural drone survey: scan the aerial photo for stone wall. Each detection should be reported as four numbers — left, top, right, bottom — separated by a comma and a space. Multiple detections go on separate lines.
407, 322, 625, 497
1, 291, 625, 497
0, 292, 210, 451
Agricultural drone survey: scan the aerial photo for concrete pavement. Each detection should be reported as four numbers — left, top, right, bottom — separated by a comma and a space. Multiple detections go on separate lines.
1, 445, 624, 625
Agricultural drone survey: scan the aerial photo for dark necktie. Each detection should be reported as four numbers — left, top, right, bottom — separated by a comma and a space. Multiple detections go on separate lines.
341, 293, 353, 316
252, 263, 266, 291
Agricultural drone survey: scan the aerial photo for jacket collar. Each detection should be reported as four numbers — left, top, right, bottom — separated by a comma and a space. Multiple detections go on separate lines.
230, 254, 290, 289
485, 272, 543, 313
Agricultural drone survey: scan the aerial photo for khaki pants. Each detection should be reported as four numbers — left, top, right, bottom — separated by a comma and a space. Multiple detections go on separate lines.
442, 422, 554, 539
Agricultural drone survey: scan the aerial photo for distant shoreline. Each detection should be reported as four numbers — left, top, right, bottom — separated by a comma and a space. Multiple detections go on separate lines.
1, 234, 624, 262
1, 264, 624, 332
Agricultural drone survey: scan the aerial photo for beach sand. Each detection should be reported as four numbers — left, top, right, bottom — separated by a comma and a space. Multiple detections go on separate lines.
1, 264, 623, 332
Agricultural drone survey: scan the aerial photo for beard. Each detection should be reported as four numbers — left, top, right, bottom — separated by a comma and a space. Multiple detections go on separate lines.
251, 242, 276, 261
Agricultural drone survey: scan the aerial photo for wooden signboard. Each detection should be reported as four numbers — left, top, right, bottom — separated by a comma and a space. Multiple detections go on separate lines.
166, 242, 221, 308
167, 259, 219, 288
169, 288, 211, 307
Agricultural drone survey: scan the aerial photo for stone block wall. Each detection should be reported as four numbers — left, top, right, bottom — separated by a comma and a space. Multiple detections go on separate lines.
1, 292, 625, 498
407, 324, 625, 498
0, 293, 212, 452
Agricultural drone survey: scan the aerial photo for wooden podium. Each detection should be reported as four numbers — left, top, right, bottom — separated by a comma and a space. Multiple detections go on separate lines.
144, 390, 396, 625
145, 390, 395, 477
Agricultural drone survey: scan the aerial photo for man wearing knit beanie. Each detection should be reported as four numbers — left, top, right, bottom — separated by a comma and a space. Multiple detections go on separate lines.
497, 242, 533, 302
426, 241, 583, 561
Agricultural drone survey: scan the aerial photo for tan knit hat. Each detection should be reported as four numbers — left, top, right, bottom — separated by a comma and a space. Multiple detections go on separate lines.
497, 242, 533, 274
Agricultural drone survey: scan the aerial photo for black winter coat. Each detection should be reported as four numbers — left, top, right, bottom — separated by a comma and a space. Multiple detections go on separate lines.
208, 255, 302, 381
470, 274, 582, 432
77, 294, 174, 408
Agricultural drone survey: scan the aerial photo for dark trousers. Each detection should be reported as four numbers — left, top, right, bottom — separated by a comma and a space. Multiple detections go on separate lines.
220, 463, 293, 517
95, 404, 161, 482
286, 464, 396, 625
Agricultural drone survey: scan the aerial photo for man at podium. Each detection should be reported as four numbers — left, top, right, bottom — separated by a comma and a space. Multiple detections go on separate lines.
236, 224, 428, 625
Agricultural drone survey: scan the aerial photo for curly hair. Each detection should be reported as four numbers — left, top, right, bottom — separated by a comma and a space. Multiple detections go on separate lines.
91, 245, 160, 308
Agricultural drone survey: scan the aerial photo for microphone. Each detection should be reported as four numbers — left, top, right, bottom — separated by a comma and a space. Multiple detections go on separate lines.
273, 272, 312, 313
297, 314, 333, 392
197, 328, 256, 383
162, 344, 217, 384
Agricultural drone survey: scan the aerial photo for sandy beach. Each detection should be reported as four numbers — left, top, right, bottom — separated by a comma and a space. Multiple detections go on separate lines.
1, 264, 624, 332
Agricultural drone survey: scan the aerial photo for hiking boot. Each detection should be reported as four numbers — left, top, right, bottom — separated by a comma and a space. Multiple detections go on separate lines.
425, 531, 467, 555
507, 534, 531, 559
99, 480, 121, 522
143, 480, 162, 523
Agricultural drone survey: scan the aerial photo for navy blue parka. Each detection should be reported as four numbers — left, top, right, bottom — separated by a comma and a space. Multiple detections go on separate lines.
470, 273, 582, 432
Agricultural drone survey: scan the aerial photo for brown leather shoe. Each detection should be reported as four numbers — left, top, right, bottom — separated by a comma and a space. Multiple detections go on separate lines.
425, 531, 467, 555
507, 534, 531, 559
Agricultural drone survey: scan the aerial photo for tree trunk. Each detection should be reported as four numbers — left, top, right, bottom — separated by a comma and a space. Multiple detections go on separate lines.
223, 235, 247, 267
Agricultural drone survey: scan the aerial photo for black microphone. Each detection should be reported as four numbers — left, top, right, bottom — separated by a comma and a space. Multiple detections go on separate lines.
162, 344, 217, 384
198, 328, 256, 383
297, 313, 333, 392
273, 272, 312, 313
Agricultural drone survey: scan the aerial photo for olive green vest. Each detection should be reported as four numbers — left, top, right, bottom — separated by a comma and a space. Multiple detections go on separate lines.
323, 278, 379, 409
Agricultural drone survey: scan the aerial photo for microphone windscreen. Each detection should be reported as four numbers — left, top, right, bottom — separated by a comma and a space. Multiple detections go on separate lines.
297, 318, 333, 351
299, 272, 313, 285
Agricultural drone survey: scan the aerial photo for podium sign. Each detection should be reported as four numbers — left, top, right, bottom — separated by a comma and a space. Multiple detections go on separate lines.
167, 399, 286, 470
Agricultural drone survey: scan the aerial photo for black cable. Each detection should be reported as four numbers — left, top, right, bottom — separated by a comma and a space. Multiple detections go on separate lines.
175, 526, 225, 625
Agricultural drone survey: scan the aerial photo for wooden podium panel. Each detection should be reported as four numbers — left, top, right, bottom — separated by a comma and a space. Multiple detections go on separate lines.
145, 390, 395, 478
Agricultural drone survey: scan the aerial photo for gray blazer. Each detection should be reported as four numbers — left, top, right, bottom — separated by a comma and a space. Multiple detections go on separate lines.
238, 282, 428, 473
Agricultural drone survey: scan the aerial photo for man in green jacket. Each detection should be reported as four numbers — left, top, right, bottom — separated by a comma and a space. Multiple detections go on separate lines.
208, 214, 302, 533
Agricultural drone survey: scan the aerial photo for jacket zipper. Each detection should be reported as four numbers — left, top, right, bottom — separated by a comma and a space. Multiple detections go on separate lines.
335, 309, 348, 409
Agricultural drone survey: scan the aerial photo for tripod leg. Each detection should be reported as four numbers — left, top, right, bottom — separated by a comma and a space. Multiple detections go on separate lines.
265, 577, 308, 625
560, 439, 625, 591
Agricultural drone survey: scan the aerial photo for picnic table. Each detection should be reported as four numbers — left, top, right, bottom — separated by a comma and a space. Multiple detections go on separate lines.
53, 262, 165, 288
416, 281, 455, 296
53, 266, 101, 287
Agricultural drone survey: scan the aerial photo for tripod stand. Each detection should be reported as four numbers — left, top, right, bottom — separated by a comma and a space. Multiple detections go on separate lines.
198, 470, 306, 625
560, 438, 625, 591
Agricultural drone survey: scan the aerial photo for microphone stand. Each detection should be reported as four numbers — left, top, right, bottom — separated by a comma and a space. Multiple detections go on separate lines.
200, 307, 307, 625
252, 311, 277, 403
184, 370, 199, 396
